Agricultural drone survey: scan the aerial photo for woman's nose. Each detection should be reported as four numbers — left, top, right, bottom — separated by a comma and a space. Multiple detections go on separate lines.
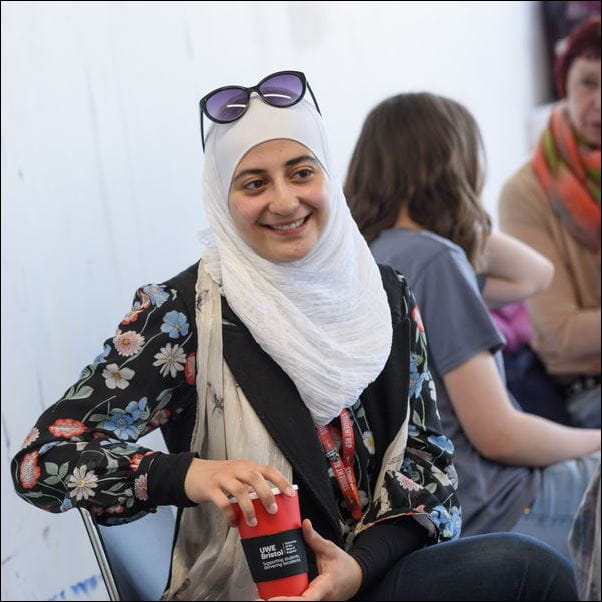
269, 182, 299, 215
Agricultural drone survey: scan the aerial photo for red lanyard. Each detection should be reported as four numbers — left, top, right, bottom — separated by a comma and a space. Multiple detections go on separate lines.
316, 409, 363, 520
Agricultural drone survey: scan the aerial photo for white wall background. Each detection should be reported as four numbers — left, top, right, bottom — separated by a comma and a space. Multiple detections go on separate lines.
1, 1, 548, 600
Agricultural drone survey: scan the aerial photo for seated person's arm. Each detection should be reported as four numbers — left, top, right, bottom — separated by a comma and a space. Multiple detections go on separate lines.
443, 351, 601, 466
480, 231, 554, 309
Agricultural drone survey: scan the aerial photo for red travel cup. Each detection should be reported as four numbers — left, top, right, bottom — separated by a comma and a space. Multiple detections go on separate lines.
232, 485, 309, 599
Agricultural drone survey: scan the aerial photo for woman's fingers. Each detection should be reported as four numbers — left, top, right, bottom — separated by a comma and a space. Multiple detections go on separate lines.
245, 470, 279, 515
212, 490, 238, 527
293, 574, 330, 600
236, 463, 293, 517
185, 458, 294, 526
302, 519, 334, 555
223, 478, 258, 526
260, 464, 295, 497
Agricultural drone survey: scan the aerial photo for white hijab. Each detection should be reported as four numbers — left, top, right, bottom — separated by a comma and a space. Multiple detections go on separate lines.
200, 95, 392, 426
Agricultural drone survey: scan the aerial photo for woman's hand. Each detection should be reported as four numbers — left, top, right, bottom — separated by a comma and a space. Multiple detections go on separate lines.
266, 519, 363, 601
184, 458, 294, 527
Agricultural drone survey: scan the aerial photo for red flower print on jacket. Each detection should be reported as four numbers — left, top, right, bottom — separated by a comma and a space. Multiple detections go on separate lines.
20, 451, 42, 489
121, 290, 151, 326
48, 418, 87, 439
412, 305, 425, 333
140, 409, 173, 437
93, 503, 128, 517
184, 352, 196, 385
129, 451, 155, 472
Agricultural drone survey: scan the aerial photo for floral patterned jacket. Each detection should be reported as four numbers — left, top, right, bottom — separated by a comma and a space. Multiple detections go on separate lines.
12, 261, 461, 545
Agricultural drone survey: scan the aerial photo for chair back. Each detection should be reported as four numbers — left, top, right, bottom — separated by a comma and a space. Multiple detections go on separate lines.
79, 505, 176, 601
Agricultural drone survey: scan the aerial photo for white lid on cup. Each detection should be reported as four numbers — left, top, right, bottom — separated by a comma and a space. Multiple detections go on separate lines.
228, 484, 298, 504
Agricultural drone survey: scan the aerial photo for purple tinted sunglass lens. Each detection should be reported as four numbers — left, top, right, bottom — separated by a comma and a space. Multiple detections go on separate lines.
205, 88, 249, 121
258, 74, 304, 107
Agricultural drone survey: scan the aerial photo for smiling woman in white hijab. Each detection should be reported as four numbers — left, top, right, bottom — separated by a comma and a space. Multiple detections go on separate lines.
202, 91, 392, 427
13, 72, 578, 601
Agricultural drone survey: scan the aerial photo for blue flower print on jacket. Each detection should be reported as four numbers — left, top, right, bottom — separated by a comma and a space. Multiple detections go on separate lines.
161, 311, 190, 339
408, 355, 428, 399
101, 398, 148, 440
125, 398, 148, 421
60, 496, 73, 512
93, 344, 112, 366
142, 285, 169, 307
427, 434, 455, 454
401, 456, 415, 475
408, 425, 419, 438
429, 504, 462, 540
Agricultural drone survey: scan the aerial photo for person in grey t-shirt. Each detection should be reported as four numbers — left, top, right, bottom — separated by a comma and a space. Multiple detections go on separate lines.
345, 91, 600, 560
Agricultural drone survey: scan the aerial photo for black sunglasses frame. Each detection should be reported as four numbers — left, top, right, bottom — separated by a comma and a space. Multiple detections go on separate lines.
199, 70, 321, 151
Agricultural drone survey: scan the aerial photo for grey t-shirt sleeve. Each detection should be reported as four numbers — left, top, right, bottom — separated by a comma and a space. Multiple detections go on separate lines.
412, 248, 505, 376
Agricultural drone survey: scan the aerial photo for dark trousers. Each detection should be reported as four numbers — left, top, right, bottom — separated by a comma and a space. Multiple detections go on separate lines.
503, 345, 572, 426
358, 533, 577, 601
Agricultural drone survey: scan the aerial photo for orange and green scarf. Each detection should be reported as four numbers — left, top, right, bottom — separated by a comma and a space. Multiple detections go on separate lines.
533, 104, 601, 251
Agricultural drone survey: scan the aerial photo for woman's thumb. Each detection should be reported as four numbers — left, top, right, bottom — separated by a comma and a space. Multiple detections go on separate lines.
302, 518, 330, 552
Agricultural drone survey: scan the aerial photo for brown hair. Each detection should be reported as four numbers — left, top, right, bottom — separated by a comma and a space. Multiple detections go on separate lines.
345, 92, 491, 269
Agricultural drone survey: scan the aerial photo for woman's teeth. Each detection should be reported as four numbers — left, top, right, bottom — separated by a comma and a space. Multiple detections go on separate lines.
270, 216, 306, 231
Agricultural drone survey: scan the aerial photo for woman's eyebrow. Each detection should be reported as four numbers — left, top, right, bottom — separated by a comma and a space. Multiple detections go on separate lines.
233, 168, 266, 184
233, 156, 318, 184
284, 155, 318, 167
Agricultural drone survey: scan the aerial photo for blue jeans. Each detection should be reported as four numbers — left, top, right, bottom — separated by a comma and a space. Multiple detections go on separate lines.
358, 532, 576, 600
511, 452, 601, 559
566, 385, 601, 428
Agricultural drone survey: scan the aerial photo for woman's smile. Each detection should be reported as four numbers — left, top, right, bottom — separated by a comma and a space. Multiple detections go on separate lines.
262, 213, 312, 235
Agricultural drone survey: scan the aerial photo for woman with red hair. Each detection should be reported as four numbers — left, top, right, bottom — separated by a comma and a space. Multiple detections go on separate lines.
499, 16, 601, 429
